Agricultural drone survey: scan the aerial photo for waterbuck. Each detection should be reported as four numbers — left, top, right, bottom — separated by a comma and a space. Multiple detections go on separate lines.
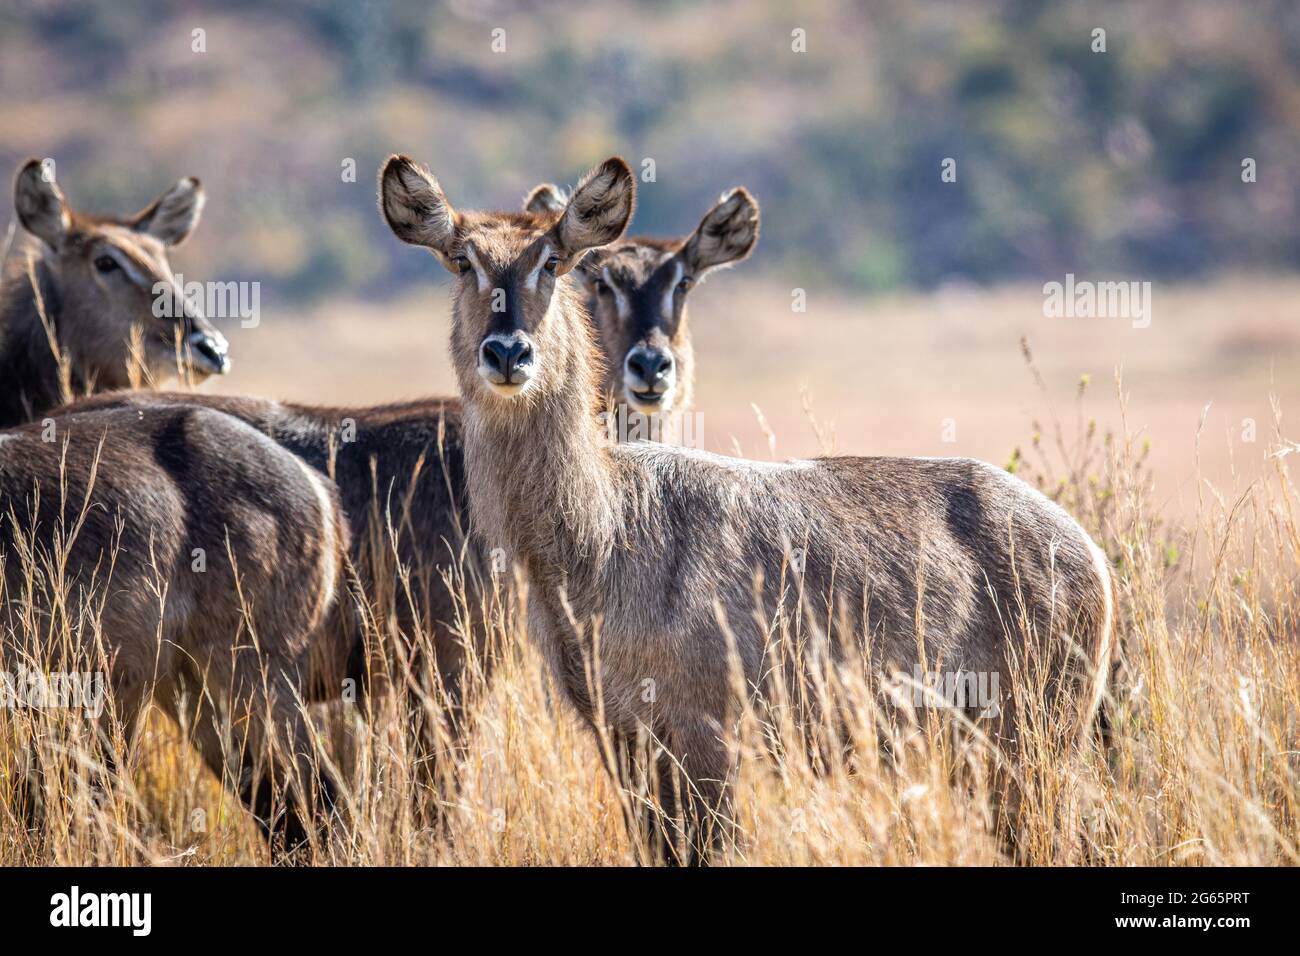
0, 403, 350, 852
60, 390, 475, 746
0, 159, 230, 429
61, 178, 759, 762
525, 182, 760, 443
379, 153, 1115, 864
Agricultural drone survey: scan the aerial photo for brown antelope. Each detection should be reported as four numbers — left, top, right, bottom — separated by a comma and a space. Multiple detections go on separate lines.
379, 153, 1115, 864
66, 393, 476, 731
0, 402, 351, 852
63, 178, 759, 764
524, 182, 760, 443
0, 159, 229, 429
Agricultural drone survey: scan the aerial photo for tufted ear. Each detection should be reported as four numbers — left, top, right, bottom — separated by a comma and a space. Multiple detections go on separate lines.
14, 159, 69, 249
548, 157, 635, 273
378, 154, 458, 256
680, 187, 760, 277
133, 175, 205, 246
523, 182, 567, 216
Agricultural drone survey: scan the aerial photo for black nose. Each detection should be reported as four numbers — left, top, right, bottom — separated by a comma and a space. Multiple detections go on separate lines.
480, 337, 534, 384
627, 350, 673, 388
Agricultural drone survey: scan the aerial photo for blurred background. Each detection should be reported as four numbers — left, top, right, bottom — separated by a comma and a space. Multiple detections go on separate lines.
2, 0, 1298, 510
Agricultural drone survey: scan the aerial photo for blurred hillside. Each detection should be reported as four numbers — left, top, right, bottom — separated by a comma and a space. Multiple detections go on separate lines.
1, 0, 1298, 305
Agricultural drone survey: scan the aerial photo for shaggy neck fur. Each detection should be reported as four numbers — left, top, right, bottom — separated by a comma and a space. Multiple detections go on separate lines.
460, 278, 624, 608
0, 248, 76, 428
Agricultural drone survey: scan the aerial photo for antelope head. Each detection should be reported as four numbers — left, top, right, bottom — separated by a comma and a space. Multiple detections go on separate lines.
525, 186, 759, 418
12, 159, 230, 388
381, 155, 635, 411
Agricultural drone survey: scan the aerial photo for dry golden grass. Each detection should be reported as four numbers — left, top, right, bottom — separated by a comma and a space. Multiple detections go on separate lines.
2, 280, 1299, 867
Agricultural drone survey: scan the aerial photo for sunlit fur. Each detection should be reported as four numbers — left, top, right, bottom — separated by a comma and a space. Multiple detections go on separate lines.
408, 159, 1112, 864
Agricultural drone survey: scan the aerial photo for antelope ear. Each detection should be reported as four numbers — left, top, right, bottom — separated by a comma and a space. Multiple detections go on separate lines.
680, 187, 760, 277
550, 157, 635, 271
134, 176, 205, 246
378, 154, 458, 256
523, 182, 567, 216
14, 159, 69, 249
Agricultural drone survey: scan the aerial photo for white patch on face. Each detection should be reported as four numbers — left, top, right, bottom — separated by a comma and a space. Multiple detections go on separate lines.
622, 384, 675, 415
485, 380, 528, 397
525, 242, 552, 292
661, 259, 683, 321
107, 251, 146, 287
603, 266, 629, 321
99, 225, 170, 290
463, 246, 489, 292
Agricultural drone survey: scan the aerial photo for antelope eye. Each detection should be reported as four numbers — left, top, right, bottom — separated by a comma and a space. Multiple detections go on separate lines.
677, 276, 694, 293
94, 255, 119, 274
593, 278, 610, 295
451, 256, 472, 275
543, 254, 560, 274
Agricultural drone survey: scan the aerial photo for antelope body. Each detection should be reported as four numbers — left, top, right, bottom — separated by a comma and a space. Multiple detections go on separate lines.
67, 391, 476, 724
380, 154, 1114, 863
0, 403, 350, 848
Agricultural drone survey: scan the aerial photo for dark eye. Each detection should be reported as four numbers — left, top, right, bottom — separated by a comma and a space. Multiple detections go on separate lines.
452, 256, 472, 275
677, 276, 694, 293
94, 255, 119, 274
593, 278, 610, 295
543, 254, 560, 274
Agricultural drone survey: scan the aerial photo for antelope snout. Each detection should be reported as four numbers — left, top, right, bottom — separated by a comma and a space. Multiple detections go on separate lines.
479, 332, 535, 396
624, 346, 675, 409
186, 325, 231, 375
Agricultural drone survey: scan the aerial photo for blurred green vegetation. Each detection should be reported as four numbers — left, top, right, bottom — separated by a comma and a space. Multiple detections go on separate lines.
0, 0, 1296, 301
